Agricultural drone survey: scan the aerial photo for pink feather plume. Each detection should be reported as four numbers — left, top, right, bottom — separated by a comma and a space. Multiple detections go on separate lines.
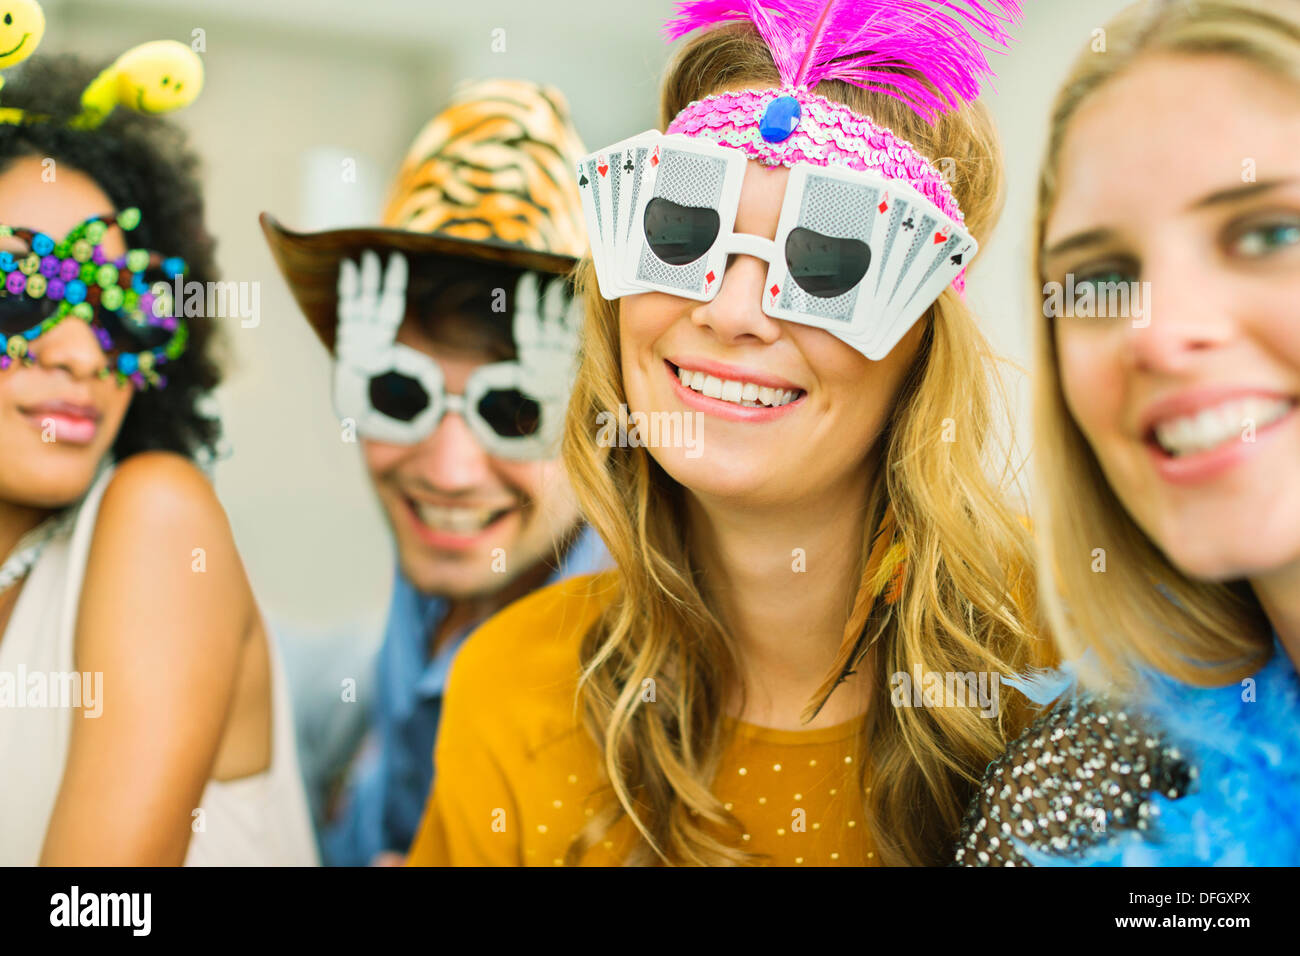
664, 0, 1024, 121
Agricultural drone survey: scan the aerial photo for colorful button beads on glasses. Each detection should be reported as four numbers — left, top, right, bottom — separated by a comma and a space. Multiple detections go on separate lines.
0, 207, 188, 389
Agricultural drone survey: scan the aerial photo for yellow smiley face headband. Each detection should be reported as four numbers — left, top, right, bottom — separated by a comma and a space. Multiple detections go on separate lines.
0, 0, 202, 128
71, 40, 204, 127
0, 0, 44, 73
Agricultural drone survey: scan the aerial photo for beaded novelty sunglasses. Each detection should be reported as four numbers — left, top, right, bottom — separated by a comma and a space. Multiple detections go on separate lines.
0, 208, 188, 389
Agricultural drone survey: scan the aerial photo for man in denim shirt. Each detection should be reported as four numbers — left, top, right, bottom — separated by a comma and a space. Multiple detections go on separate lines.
263, 79, 604, 865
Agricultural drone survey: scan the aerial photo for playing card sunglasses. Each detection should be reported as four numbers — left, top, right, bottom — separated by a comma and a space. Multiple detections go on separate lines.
0, 208, 188, 388
579, 132, 976, 361
334, 251, 580, 458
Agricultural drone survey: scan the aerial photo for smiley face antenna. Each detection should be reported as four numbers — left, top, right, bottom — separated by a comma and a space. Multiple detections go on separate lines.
71, 40, 204, 129
0, 12, 204, 131
0, 0, 45, 123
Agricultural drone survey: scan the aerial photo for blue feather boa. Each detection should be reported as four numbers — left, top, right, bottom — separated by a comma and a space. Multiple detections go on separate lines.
1015, 641, 1300, 866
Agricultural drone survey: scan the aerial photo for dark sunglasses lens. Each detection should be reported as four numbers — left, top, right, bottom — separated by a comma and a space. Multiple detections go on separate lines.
477, 388, 542, 439
96, 310, 174, 351
643, 198, 721, 266
0, 295, 56, 336
785, 227, 872, 298
369, 371, 430, 422
95, 271, 178, 352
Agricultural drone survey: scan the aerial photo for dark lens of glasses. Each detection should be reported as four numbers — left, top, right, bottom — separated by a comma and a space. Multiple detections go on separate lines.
96, 310, 175, 351
92, 269, 179, 352
0, 295, 56, 337
477, 388, 542, 439
643, 198, 721, 266
369, 371, 430, 422
784, 227, 872, 298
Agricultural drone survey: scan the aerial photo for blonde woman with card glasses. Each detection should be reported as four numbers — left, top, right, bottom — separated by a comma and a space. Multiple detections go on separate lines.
409, 0, 1050, 867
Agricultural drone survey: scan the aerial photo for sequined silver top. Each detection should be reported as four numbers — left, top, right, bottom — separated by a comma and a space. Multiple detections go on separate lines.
954, 692, 1196, 866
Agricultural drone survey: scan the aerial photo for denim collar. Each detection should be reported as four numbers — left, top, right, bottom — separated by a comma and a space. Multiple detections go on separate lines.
385, 522, 609, 705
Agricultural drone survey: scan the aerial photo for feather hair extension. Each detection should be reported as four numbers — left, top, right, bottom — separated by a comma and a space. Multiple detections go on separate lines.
664, 0, 1025, 121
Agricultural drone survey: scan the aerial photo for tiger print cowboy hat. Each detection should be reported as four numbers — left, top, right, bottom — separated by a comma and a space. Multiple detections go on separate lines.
260, 78, 587, 352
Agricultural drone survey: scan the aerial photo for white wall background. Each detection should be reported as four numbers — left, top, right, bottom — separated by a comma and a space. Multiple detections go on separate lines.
37, 0, 1134, 641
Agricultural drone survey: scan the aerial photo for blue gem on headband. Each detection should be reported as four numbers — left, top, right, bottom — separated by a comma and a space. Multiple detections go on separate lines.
759, 95, 801, 143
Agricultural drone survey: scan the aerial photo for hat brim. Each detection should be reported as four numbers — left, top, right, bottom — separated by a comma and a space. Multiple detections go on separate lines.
260, 212, 579, 353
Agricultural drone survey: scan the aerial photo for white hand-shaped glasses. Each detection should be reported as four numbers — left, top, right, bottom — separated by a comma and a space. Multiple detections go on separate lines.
333, 250, 582, 459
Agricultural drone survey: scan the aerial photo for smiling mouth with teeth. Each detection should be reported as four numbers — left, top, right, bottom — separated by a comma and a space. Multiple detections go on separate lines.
410, 500, 515, 535
1149, 396, 1296, 457
670, 362, 804, 408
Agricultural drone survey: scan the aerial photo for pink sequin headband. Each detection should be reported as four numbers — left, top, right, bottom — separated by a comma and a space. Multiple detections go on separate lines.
666, 84, 968, 291
659, 0, 1027, 297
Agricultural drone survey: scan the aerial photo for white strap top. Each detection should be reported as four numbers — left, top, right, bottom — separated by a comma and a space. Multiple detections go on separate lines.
0, 466, 319, 866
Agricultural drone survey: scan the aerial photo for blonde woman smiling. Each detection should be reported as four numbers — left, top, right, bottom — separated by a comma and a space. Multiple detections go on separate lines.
410, 0, 1048, 867
959, 0, 1300, 866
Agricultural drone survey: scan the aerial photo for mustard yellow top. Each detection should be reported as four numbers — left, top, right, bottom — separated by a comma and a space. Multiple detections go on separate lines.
407, 571, 879, 866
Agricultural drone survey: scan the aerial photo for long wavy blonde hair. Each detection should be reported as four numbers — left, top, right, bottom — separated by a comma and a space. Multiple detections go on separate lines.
562, 23, 1045, 866
1031, 0, 1297, 688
